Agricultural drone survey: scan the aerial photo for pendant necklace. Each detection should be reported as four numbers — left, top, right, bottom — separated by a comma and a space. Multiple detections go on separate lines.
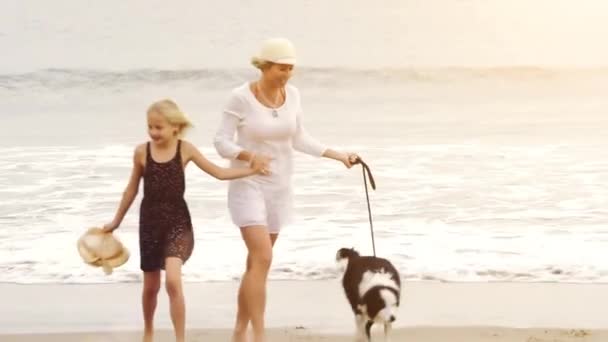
256, 82, 284, 118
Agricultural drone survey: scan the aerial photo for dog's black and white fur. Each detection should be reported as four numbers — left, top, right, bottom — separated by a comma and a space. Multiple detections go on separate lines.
336, 247, 401, 342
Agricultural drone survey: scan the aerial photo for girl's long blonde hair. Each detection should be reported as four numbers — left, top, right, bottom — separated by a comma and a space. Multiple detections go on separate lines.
147, 99, 193, 137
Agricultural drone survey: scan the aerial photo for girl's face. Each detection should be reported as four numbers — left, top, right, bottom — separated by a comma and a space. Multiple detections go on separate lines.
147, 111, 178, 145
263, 63, 294, 87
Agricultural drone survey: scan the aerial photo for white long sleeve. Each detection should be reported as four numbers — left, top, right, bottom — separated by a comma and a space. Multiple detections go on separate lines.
214, 112, 244, 160
292, 111, 327, 157
212, 82, 327, 187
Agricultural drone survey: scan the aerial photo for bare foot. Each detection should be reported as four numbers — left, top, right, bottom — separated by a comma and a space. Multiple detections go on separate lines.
232, 330, 248, 342
252, 331, 266, 342
142, 331, 153, 342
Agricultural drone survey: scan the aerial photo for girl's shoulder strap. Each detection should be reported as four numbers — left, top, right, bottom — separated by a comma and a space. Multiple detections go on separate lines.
176, 139, 183, 162
145, 142, 151, 161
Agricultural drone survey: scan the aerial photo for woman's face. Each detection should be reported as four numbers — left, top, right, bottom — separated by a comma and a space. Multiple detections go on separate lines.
263, 63, 294, 87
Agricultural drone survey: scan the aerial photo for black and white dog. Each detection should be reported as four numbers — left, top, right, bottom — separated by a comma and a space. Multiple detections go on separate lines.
336, 247, 401, 342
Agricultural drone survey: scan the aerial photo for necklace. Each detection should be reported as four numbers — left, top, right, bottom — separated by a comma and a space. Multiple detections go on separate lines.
256, 82, 284, 118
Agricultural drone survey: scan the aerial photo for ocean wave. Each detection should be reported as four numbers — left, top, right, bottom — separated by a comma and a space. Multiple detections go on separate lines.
2, 140, 607, 285
1, 66, 606, 91
2, 263, 607, 285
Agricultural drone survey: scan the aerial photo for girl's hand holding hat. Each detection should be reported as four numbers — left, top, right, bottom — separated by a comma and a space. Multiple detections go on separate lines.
102, 221, 119, 233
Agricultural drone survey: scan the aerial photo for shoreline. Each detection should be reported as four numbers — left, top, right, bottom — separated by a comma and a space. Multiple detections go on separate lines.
1, 280, 607, 335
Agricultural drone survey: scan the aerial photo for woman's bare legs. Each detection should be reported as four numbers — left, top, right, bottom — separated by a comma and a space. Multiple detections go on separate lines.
232, 228, 278, 342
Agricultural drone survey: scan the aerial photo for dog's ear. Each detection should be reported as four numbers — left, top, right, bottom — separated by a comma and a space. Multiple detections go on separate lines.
337, 247, 360, 260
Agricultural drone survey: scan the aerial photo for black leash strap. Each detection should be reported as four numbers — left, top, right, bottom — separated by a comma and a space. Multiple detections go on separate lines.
354, 157, 377, 257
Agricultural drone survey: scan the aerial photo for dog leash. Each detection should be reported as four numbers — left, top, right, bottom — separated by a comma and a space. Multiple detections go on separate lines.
353, 157, 377, 257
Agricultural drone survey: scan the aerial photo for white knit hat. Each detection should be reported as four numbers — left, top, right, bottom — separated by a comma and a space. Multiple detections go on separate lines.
252, 38, 297, 65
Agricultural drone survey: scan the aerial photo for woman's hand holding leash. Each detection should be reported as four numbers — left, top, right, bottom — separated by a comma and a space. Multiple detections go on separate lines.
340, 152, 360, 168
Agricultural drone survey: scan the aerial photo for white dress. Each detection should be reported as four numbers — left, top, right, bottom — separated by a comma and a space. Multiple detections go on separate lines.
214, 82, 327, 232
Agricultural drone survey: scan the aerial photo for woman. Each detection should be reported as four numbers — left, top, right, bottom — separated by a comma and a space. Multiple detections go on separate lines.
214, 37, 358, 342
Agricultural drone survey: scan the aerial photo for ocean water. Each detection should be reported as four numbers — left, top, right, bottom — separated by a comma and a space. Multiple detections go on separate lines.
1, 0, 607, 284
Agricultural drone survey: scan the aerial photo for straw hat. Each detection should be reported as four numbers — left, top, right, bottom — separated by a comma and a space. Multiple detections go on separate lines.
251, 38, 297, 66
77, 227, 130, 275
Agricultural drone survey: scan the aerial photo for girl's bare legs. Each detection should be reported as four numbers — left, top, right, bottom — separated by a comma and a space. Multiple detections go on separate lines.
142, 271, 161, 342
165, 257, 186, 342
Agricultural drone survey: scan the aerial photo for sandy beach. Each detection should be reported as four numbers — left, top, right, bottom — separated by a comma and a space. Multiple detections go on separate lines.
1, 327, 606, 342
1, 280, 606, 341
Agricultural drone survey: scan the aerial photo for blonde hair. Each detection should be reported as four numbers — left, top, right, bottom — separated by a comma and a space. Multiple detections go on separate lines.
147, 99, 193, 137
251, 57, 272, 70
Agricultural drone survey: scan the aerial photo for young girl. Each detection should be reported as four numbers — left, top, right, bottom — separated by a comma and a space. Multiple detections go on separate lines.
102, 99, 264, 342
